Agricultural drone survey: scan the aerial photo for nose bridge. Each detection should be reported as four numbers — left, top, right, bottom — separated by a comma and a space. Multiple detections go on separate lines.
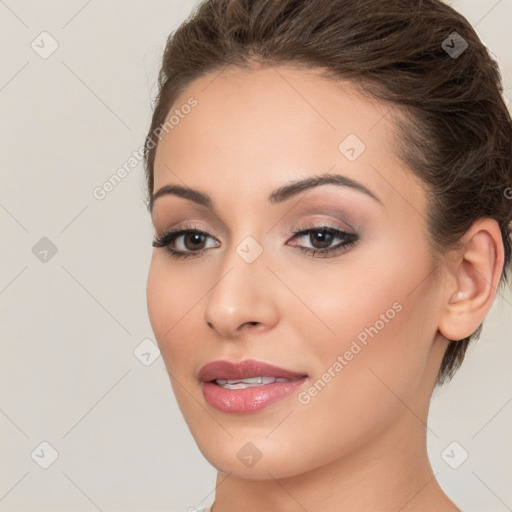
203, 234, 278, 337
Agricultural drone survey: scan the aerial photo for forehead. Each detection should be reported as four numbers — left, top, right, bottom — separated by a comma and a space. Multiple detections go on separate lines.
152, 64, 426, 217
156, 64, 391, 164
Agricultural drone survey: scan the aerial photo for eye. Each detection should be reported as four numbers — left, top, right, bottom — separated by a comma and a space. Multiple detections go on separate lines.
288, 224, 359, 258
152, 225, 219, 259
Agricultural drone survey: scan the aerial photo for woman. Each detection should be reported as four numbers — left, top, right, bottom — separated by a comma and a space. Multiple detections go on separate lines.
143, 0, 511, 510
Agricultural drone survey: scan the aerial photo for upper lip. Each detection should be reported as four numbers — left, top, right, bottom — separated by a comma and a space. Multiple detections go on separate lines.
198, 359, 308, 382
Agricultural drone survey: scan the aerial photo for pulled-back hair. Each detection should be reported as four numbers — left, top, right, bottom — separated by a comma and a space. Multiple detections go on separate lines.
143, 0, 512, 384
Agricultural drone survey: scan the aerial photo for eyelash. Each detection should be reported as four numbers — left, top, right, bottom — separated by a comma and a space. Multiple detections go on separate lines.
152, 223, 359, 259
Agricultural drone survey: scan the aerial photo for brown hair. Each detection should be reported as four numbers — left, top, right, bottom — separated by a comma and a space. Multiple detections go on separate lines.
143, 0, 512, 384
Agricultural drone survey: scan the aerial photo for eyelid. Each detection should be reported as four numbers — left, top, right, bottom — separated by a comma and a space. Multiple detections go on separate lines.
156, 222, 221, 240
287, 215, 356, 236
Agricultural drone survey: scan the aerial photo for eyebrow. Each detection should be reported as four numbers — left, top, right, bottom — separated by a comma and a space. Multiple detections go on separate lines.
150, 172, 382, 213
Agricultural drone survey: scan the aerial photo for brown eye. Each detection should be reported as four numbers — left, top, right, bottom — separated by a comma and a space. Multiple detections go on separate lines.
308, 230, 335, 249
152, 227, 220, 259
289, 225, 359, 258
183, 232, 207, 250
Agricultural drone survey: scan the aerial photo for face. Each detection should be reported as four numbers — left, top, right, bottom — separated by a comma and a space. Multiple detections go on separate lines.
147, 65, 447, 479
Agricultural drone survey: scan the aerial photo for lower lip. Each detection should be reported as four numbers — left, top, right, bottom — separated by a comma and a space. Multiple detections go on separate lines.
202, 378, 308, 414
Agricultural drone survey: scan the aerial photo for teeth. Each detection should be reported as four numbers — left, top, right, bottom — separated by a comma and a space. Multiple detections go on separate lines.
215, 376, 293, 389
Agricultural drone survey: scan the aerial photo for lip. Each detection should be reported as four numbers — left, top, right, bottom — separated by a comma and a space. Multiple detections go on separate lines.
198, 359, 309, 414
198, 359, 308, 382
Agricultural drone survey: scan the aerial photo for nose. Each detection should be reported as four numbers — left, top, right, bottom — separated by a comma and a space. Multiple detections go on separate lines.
203, 251, 279, 339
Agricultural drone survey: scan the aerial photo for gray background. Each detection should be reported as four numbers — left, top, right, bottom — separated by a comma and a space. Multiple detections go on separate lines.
0, 1, 510, 511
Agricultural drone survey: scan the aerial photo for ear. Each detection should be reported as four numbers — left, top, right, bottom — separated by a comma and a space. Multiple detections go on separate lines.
438, 218, 505, 341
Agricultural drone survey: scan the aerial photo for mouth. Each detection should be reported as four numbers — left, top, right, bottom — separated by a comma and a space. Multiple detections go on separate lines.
198, 358, 308, 384
198, 359, 309, 414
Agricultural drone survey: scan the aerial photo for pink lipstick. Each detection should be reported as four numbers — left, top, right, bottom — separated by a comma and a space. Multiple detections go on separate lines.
198, 359, 308, 414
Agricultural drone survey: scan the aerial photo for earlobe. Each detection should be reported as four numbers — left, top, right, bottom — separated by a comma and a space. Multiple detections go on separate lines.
438, 218, 504, 341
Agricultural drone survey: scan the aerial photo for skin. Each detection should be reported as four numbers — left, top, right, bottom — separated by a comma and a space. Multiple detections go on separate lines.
146, 64, 503, 512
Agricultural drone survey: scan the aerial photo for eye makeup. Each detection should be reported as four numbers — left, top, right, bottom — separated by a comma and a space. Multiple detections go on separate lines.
152, 221, 359, 260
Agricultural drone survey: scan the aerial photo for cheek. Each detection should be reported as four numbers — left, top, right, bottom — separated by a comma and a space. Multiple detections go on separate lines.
146, 255, 214, 381
146, 257, 190, 359
273, 255, 403, 358
294, 233, 438, 391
